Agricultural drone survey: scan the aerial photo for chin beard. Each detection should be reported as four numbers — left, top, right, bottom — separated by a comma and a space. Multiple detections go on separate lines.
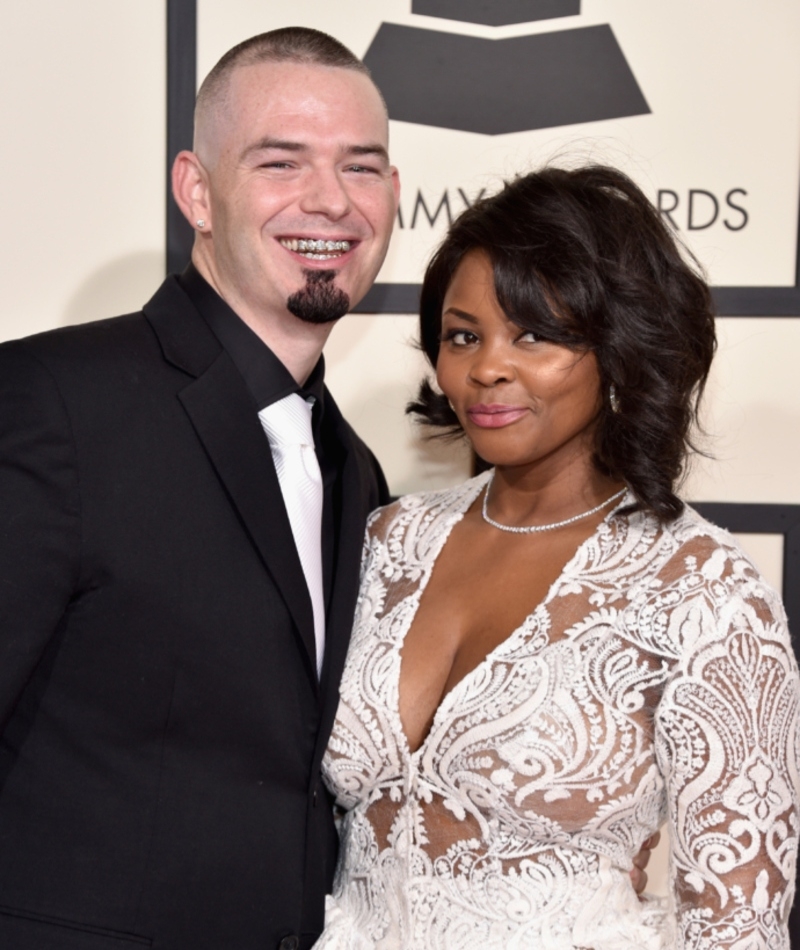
286, 269, 351, 325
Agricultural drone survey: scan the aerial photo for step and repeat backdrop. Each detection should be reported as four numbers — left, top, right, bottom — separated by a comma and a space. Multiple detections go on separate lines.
1, 1, 799, 566
2, 0, 800, 906
184, 0, 800, 496
194, 0, 800, 310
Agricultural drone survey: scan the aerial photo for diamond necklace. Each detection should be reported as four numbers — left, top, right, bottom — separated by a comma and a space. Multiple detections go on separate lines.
481, 473, 627, 534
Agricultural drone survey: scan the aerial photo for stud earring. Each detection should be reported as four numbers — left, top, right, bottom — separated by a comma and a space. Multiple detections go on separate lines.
196, 219, 206, 229
609, 384, 620, 414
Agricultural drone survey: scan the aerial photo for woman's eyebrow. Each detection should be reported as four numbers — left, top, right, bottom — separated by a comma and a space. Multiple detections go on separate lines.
442, 308, 479, 324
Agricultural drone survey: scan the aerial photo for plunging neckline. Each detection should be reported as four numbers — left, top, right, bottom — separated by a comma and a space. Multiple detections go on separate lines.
394, 474, 630, 759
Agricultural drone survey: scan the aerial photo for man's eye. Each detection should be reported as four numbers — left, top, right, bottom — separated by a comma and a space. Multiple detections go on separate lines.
346, 164, 378, 174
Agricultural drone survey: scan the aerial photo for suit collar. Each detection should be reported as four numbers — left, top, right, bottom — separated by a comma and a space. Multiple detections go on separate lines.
177, 264, 328, 413
144, 277, 320, 684
142, 277, 381, 702
142, 275, 221, 379
316, 398, 378, 706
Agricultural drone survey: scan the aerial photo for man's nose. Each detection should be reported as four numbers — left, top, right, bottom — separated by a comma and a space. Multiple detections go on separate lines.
299, 168, 352, 219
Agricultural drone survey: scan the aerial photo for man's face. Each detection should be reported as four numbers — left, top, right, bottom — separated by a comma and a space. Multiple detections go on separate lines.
197, 61, 399, 324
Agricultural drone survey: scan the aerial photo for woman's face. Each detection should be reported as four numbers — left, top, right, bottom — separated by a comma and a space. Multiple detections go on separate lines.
436, 249, 603, 473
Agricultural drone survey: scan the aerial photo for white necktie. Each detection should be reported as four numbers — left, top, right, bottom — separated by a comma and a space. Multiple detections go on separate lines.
258, 393, 325, 676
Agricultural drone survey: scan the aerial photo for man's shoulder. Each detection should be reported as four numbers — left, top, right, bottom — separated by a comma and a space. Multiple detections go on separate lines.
1, 310, 146, 353
0, 277, 196, 379
0, 311, 153, 383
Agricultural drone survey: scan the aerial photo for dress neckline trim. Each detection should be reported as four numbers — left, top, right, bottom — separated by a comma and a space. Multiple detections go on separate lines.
394, 474, 632, 759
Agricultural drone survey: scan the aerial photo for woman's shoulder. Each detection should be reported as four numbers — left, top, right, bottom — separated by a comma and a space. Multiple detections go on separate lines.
609, 501, 790, 668
623, 499, 764, 570
639, 500, 787, 627
661, 502, 766, 573
365, 471, 491, 541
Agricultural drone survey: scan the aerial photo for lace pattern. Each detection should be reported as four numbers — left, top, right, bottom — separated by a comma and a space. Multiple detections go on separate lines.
318, 473, 800, 949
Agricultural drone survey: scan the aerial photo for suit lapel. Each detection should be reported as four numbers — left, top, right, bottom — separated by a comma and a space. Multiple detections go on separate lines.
144, 280, 318, 682
316, 398, 383, 735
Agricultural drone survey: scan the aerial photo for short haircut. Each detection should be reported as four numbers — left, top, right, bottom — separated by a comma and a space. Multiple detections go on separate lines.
196, 27, 374, 127
408, 165, 717, 522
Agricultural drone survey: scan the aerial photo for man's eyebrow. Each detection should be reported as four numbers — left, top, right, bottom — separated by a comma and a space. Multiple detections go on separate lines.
243, 137, 306, 157
242, 138, 390, 164
347, 144, 390, 163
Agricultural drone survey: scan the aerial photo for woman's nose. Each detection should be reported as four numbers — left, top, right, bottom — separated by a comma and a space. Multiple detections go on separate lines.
468, 343, 514, 386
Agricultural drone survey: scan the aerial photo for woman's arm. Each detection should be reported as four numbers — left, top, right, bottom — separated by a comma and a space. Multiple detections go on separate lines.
655, 535, 799, 949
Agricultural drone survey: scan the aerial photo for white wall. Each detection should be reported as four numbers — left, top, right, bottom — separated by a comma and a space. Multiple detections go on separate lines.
0, 2, 165, 339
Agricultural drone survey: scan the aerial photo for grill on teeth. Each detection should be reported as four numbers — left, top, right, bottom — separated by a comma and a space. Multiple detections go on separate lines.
281, 238, 351, 253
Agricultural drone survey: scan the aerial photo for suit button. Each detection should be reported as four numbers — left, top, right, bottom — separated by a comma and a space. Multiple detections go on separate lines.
278, 937, 299, 950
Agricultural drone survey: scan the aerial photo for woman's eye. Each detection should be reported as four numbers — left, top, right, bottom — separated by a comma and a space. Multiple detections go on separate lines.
517, 330, 539, 343
443, 329, 477, 346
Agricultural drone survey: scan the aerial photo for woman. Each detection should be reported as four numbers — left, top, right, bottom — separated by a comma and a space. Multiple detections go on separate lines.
317, 166, 799, 948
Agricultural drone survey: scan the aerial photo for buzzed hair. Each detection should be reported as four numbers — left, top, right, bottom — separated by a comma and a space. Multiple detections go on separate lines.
196, 26, 374, 130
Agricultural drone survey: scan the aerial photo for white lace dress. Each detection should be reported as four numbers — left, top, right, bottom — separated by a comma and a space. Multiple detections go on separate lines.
317, 473, 800, 949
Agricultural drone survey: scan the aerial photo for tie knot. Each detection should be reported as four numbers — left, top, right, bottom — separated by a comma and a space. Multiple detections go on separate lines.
258, 393, 315, 448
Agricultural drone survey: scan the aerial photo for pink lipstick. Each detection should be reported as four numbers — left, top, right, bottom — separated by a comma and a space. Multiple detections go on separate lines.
466, 404, 528, 428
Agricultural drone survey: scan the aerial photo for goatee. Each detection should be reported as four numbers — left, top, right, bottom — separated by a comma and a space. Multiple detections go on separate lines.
287, 270, 350, 324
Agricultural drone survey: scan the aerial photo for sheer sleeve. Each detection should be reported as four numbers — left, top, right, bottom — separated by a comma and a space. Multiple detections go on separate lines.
654, 533, 800, 949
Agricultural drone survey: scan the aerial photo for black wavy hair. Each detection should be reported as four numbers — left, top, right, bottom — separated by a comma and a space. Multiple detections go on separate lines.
407, 165, 717, 522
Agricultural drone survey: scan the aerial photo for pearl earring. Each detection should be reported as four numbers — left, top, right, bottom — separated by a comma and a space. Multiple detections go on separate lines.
196, 219, 206, 229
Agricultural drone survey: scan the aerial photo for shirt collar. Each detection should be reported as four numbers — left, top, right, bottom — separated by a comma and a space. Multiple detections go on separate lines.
177, 263, 326, 413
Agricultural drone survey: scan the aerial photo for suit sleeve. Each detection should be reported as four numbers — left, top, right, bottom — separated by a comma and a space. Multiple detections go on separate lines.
0, 344, 81, 728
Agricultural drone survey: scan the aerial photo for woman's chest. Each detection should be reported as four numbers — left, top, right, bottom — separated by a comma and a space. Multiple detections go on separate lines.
325, 605, 669, 830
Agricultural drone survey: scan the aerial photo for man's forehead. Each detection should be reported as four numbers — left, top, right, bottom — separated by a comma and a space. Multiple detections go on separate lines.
229, 60, 384, 114
198, 59, 389, 165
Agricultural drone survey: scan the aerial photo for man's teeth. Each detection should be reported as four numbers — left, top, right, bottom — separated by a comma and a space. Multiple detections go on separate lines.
280, 238, 352, 259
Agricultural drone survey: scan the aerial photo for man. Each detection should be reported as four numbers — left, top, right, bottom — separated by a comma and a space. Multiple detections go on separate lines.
0, 28, 396, 950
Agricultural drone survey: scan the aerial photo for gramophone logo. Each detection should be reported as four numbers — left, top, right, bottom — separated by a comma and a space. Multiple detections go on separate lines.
363, 0, 650, 134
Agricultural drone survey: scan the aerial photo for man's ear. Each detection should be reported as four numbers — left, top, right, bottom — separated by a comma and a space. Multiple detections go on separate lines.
171, 150, 211, 231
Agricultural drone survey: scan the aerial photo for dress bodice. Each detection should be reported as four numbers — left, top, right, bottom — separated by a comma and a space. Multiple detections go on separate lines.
318, 474, 799, 949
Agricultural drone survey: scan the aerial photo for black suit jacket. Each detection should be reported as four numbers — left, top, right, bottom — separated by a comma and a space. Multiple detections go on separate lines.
0, 277, 389, 950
